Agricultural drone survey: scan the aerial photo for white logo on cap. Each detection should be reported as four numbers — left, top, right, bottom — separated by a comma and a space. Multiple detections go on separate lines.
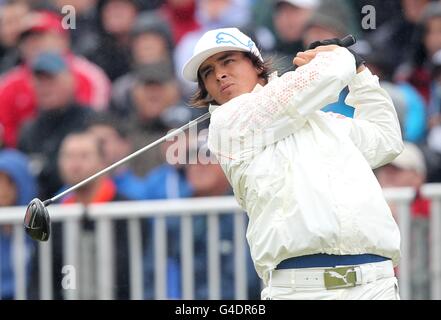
215, 32, 255, 49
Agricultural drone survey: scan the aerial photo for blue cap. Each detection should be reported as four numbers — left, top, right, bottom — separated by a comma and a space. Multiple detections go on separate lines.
32, 52, 67, 75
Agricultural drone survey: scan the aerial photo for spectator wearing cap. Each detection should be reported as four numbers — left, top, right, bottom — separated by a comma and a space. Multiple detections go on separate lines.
0, 149, 36, 299
110, 11, 176, 113
0, 10, 111, 149
375, 142, 431, 299
89, 0, 142, 81
302, 0, 360, 48
268, 0, 320, 72
121, 62, 183, 176
376, 142, 428, 195
424, 123, 441, 182
130, 11, 175, 66
300, 0, 361, 118
17, 51, 96, 200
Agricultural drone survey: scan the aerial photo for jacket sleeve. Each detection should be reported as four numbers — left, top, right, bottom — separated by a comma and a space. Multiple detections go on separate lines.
208, 47, 356, 160
344, 68, 404, 168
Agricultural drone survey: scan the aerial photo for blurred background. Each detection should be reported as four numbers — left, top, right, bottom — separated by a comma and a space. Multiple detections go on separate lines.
0, 0, 441, 300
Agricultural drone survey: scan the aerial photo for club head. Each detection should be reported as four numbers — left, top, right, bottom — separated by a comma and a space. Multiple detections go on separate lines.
24, 198, 51, 241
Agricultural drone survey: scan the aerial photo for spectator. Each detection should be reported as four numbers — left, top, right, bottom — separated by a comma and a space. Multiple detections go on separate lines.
375, 142, 430, 299
50, 0, 100, 57
17, 52, 96, 200
428, 50, 441, 129
130, 11, 175, 66
0, 0, 30, 74
251, 0, 360, 53
111, 11, 175, 112
0, 149, 36, 300
90, 0, 142, 81
302, 0, 360, 48
55, 131, 130, 299
301, 0, 361, 117
86, 112, 145, 200
364, 43, 397, 82
423, 124, 441, 182
159, 0, 200, 45
393, 0, 438, 103
115, 62, 182, 176
142, 131, 260, 299
0, 10, 110, 148
369, 0, 432, 79
268, 0, 320, 71
382, 82, 427, 144
364, 44, 428, 143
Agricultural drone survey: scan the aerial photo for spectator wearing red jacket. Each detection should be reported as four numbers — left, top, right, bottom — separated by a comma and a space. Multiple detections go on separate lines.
160, 0, 200, 45
0, 10, 110, 148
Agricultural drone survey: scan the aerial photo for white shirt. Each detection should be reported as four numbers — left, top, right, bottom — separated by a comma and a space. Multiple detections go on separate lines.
207, 47, 404, 282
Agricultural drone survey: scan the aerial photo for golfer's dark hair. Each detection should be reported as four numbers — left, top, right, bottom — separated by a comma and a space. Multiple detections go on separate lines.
190, 52, 272, 108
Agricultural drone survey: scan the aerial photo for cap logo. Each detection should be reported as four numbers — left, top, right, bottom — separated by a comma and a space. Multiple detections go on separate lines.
215, 32, 254, 50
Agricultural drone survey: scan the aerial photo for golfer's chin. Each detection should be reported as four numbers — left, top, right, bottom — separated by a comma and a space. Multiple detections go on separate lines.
217, 87, 245, 104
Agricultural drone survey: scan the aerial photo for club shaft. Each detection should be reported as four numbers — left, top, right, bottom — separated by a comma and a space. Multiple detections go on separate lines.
46, 112, 211, 205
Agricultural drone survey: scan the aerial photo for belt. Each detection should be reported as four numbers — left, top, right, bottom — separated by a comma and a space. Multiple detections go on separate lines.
269, 260, 395, 290
276, 254, 390, 269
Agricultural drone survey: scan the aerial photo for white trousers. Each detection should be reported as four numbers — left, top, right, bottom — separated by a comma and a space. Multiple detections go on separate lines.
261, 261, 400, 300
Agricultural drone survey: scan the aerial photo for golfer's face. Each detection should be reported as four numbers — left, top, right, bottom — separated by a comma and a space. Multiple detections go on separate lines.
199, 51, 262, 105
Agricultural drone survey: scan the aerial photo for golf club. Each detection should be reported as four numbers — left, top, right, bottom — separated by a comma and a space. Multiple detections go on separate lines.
24, 112, 211, 241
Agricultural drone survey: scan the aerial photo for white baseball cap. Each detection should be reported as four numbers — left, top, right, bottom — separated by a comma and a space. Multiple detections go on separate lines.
276, 0, 320, 9
391, 142, 426, 175
182, 27, 263, 82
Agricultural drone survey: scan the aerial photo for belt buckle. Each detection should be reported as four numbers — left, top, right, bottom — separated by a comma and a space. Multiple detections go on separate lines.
324, 266, 357, 290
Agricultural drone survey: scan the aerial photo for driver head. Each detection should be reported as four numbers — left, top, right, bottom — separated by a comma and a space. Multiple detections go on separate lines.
24, 198, 51, 241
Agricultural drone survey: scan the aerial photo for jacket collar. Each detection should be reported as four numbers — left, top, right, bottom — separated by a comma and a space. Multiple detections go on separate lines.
208, 71, 278, 114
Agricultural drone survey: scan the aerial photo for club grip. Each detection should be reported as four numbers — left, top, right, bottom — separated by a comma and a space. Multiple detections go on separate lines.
340, 34, 356, 48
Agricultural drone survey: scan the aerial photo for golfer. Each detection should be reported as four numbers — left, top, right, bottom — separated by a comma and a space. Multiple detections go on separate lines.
182, 28, 403, 300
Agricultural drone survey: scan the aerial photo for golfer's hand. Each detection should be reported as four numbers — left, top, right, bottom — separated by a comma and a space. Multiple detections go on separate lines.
293, 45, 366, 73
293, 45, 340, 68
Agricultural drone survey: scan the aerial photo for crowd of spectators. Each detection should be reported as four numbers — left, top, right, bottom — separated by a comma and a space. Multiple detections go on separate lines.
1, 0, 440, 300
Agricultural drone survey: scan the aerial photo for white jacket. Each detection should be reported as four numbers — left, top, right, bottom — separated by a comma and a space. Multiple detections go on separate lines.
207, 47, 404, 282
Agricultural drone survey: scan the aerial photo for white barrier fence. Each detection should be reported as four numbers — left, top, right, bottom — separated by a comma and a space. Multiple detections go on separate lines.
0, 184, 440, 300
